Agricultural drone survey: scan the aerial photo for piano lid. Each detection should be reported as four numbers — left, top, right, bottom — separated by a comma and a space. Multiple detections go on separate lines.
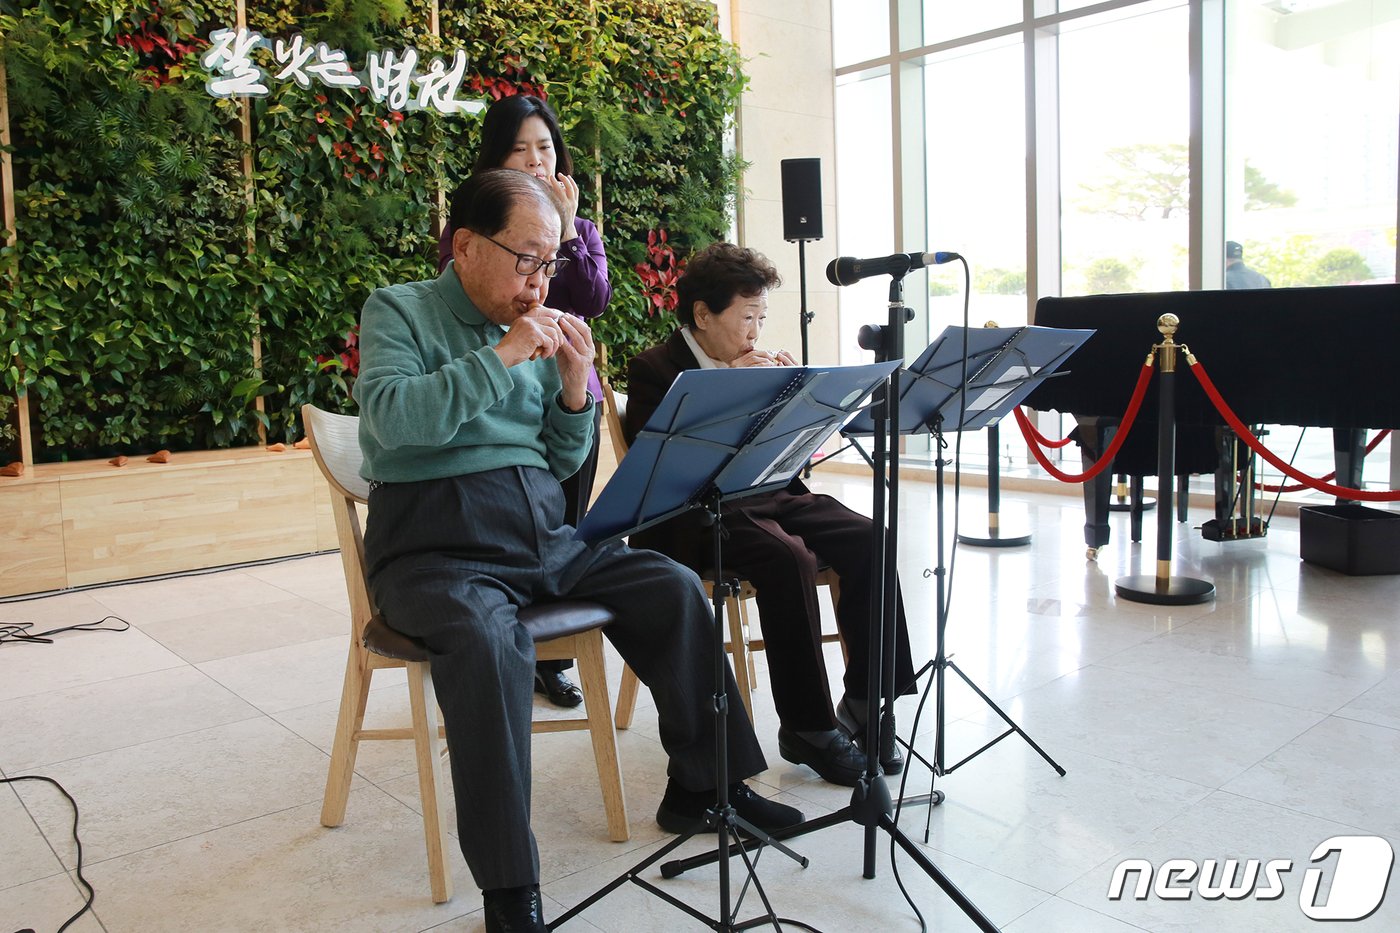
1026, 283, 1400, 430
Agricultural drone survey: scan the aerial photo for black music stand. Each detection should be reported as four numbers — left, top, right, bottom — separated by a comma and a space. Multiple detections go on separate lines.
855, 324, 1088, 795
659, 302, 1087, 931
559, 360, 897, 932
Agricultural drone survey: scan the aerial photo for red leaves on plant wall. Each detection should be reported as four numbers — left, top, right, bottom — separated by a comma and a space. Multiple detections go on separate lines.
635, 229, 685, 317
464, 70, 547, 102
316, 326, 361, 383
113, 3, 205, 88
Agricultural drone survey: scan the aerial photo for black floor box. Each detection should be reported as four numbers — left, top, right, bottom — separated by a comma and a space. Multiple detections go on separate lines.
1299, 504, 1400, 576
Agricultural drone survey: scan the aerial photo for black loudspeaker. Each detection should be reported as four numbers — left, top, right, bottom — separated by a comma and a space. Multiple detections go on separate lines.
781, 158, 823, 241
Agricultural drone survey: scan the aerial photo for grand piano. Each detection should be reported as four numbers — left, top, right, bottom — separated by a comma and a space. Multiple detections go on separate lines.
1025, 283, 1400, 550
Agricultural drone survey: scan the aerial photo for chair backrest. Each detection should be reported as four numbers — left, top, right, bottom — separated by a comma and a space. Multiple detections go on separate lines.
600, 379, 630, 464
303, 405, 371, 503
303, 404, 375, 634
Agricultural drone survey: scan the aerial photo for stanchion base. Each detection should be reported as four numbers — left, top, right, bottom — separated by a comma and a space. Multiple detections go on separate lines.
1114, 574, 1215, 605
957, 529, 1031, 548
1109, 497, 1155, 513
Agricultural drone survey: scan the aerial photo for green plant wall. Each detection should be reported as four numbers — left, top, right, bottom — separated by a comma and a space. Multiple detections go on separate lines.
0, 0, 745, 461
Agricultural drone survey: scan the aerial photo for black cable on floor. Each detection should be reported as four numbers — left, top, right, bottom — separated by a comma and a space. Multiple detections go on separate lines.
1, 775, 95, 933
0, 616, 130, 646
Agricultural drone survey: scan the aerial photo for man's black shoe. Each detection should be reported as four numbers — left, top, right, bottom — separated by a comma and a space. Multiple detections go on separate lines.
482, 884, 547, 933
777, 727, 869, 786
656, 780, 804, 834
534, 669, 583, 708
729, 781, 804, 831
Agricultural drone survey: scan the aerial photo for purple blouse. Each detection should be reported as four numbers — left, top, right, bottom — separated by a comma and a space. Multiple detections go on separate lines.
437, 217, 610, 402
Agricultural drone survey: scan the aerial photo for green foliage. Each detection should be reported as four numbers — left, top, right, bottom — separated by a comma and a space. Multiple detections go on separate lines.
591, 266, 660, 390
2, 0, 744, 459
1249, 234, 1316, 288
927, 271, 959, 297
1083, 257, 1139, 294
1312, 247, 1371, 285
1078, 147, 1299, 220
0, 394, 15, 454
1243, 160, 1297, 211
1077, 143, 1189, 220
1250, 235, 1373, 288
974, 267, 1026, 296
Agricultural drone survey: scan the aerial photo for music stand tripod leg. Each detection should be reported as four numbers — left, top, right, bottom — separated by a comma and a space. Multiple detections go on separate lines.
922, 421, 1067, 786
553, 493, 807, 932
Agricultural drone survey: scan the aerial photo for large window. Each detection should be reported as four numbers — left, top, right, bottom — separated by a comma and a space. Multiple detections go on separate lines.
1225, 0, 1400, 287
921, 1, 1021, 47
835, 70, 895, 364
1059, 3, 1190, 296
924, 36, 1027, 329
834, 0, 1399, 486
832, 0, 889, 67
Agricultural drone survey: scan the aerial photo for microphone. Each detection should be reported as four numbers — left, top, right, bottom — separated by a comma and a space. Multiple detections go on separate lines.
825, 251, 960, 286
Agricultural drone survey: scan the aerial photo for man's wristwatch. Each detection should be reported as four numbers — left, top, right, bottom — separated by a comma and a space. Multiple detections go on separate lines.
558, 390, 594, 415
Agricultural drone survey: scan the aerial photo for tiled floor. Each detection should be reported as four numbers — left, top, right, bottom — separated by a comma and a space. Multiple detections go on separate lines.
3, 472, 1398, 932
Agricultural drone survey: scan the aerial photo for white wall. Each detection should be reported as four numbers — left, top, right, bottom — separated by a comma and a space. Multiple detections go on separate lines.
725, 0, 842, 366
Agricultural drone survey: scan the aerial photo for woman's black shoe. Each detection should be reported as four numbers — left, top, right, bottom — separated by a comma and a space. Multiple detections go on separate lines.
534, 670, 583, 708
836, 698, 904, 775
776, 727, 869, 786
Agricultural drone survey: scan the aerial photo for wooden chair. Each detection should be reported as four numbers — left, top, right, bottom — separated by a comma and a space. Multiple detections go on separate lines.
599, 382, 844, 728
303, 404, 629, 906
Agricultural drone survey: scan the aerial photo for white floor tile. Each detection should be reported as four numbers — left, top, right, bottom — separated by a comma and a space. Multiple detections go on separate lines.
15, 717, 345, 866
0, 871, 104, 933
0, 620, 185, 702
0, 666, 258, 772
2, 479, 1397, 931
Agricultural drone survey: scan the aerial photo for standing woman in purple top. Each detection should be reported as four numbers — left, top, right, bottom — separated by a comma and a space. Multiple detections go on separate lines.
438, 94, 612, 709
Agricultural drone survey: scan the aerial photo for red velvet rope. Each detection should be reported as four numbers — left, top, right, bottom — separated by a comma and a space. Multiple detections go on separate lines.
1189, 361, 1400, 502
1015, 362, 1156, 484
1020, 413, 1074, 449
1254, 430, 1392, 493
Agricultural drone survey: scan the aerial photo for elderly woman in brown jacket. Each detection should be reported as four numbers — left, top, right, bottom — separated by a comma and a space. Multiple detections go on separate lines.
625, 242, 915, 786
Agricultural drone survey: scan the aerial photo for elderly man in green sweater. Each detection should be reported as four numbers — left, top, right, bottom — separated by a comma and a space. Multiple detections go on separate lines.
353, 168, 801, 933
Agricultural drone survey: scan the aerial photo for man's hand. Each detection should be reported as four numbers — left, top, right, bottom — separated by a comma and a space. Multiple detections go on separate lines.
555, 314, 595, 411
494, 307, 567, 367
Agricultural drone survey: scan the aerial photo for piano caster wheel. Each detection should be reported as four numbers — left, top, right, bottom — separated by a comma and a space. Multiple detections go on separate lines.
1086, 547, 1098, 561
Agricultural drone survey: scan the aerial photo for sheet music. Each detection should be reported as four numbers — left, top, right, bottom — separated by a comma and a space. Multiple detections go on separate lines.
966, 364, 1040, 411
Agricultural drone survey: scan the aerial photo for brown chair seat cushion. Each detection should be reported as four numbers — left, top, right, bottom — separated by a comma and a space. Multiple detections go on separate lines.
364, 602, 616, 662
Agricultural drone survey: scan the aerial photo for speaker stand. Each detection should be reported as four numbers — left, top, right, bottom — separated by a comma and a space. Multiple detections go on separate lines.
795, 236, 818, 478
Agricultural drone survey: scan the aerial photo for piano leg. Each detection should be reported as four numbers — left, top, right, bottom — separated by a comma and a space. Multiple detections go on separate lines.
1333, 428, 1364, 504
1077, 416, 1115, 557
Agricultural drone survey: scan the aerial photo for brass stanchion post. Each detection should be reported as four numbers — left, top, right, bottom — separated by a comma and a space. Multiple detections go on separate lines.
1115, 314, 1215, 605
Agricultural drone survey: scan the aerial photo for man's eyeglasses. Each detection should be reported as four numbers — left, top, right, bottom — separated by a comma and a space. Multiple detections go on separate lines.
479, 233, 570, 278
